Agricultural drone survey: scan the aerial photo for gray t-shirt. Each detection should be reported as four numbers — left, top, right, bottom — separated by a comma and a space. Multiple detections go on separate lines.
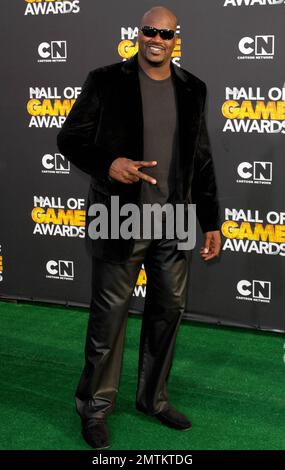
137, 64, 178, 238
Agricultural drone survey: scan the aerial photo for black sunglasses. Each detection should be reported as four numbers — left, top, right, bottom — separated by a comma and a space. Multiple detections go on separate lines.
139, 25, 175, 40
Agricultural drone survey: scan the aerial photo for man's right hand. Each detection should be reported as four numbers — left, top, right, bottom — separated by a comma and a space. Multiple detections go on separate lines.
108, 157, 157, 185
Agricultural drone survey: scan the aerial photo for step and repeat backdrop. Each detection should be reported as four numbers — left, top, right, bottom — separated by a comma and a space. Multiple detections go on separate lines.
0, 0, 284, 332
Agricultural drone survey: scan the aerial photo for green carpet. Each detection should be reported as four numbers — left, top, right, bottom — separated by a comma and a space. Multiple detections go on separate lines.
0, 300, 284, 450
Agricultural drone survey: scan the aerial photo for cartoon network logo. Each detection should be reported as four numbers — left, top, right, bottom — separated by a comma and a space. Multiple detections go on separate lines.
46, 260, 74, 280
236, 161, 272, 184
42, 153, 70, 174
38, 41, 67, 63
238, 35, 274, 59
236, 279, 271, 302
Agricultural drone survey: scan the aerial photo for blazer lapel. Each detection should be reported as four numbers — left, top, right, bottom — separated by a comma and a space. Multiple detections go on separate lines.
170, 60, 202, 200
121, 55, 144, 160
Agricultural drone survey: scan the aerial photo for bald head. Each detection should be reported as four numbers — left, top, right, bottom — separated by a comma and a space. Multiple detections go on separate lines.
140, 6, 177, 31
138, 5, 178, 69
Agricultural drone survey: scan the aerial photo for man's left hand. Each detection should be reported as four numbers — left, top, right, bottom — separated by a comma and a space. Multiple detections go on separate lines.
200, 230, 221, 261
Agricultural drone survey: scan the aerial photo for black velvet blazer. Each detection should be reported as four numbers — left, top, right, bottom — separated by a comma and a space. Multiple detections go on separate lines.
57, 52, 220, 263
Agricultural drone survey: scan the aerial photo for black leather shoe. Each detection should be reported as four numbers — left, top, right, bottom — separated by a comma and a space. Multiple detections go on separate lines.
136, 403, 192, 431
81, 418, 110, 449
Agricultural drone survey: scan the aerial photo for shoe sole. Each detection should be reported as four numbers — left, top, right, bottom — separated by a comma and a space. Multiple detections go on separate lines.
82, 431, 111, 450
136, 408, 192, 431
93, 445, 111, 450
157, 419, 192, 431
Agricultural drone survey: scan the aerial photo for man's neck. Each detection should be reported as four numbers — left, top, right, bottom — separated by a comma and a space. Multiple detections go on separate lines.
137, 52, 171, 81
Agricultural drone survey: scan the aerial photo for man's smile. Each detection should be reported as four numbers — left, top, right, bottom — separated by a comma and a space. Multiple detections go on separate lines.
147, 45, 165, 55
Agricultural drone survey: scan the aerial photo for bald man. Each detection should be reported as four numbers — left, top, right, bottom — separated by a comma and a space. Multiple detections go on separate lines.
57, 5, 221, 449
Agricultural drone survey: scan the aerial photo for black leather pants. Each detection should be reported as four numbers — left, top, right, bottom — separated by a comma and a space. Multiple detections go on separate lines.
75, 237, 190, 420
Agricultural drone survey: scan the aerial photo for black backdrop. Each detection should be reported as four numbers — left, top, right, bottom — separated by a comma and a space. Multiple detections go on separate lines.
0, 0, 284, 332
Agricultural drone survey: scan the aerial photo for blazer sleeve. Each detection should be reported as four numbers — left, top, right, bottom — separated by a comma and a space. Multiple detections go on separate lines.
57, 70, 117, 179
191, 82, 220, 233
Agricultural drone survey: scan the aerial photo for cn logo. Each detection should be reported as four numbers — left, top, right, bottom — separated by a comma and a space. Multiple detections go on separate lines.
237, 162, 272, 183
237, 280, 271, 302
42, 153, 70, 174
46, 260, 74, 279
38, 41, 67, 61
238, 35, 274, 56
